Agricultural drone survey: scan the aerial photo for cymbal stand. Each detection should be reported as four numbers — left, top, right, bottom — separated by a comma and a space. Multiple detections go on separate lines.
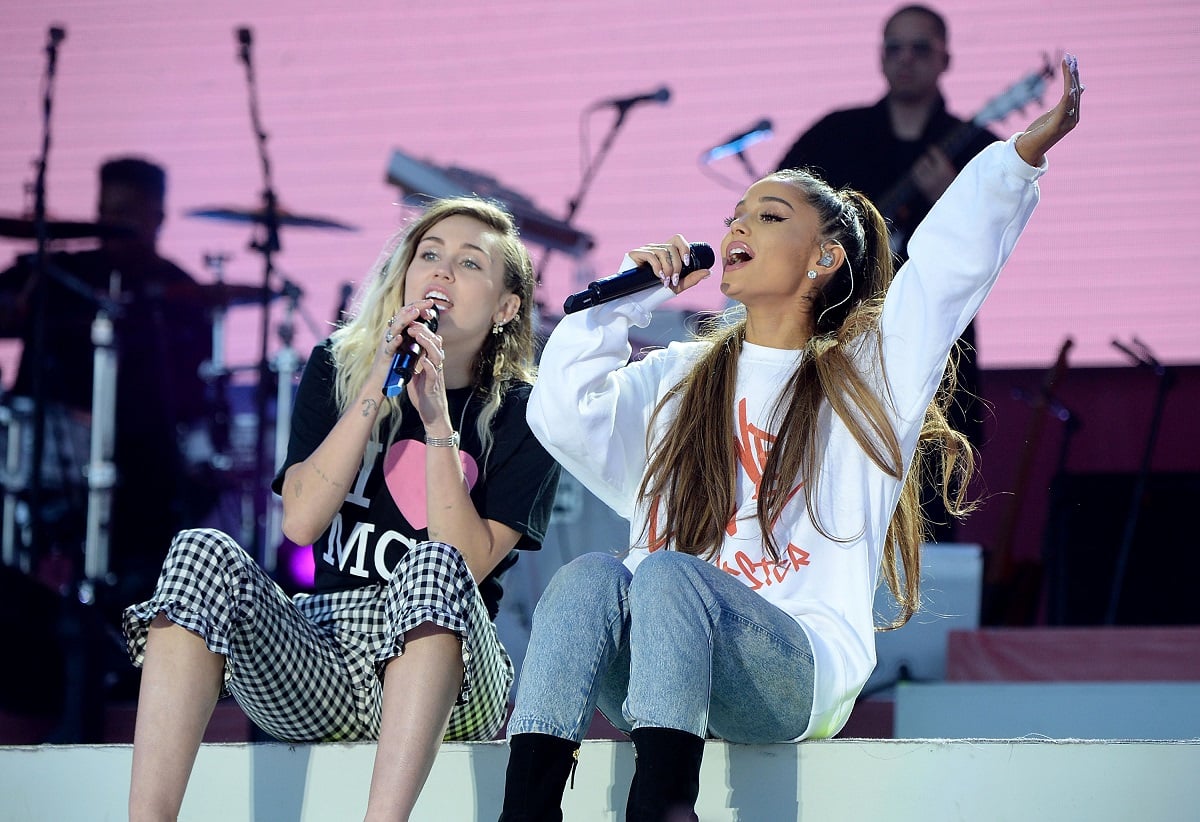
236, 25, 283, 569
2, 400, 27, 569
264, 279, 303, 571
24, 24, 68, 565
1105, 337, 1176, 625
200, 252, 233, 456
81, 275, 120, 592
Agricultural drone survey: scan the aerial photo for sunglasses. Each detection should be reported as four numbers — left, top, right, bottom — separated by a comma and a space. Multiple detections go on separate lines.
883, 40, 940, 59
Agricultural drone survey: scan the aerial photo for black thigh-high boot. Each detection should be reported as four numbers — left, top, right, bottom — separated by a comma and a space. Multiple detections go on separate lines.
626, 727, 705, 822
498, 732, 580, 822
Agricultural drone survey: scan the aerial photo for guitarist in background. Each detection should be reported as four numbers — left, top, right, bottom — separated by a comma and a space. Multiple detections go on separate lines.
777, 3, 999, 542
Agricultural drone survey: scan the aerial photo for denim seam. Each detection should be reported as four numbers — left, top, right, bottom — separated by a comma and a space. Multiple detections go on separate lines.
720, 608, 815, 664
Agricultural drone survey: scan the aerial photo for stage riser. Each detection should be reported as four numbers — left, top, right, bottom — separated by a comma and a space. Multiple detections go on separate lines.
2, 739, 1197, 821
896, 682, 1200, 739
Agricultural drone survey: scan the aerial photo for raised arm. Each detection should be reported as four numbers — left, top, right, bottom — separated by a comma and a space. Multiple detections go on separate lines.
876, 54, 1085, 421
1015, 53, 1083, 167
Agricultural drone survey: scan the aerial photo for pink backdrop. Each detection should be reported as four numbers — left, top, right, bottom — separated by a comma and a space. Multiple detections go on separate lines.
2, 0, 1196, 384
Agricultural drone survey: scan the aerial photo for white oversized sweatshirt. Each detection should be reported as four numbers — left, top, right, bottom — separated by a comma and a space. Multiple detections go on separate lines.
528, 137, 1045, 740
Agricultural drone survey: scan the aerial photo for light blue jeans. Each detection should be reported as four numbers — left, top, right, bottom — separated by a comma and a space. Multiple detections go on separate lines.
507, 551, 815, 743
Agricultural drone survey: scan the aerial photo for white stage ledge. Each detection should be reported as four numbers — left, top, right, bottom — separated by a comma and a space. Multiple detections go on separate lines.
3, 738, 1199, 821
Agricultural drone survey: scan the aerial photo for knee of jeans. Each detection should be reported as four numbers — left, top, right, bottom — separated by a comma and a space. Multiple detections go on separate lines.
629, 551, 713, 610
537, 552, 627, 614
630, 550, 700, 591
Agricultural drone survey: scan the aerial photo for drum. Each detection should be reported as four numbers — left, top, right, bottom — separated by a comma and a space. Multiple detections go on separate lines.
2, 396, 91, 562
0, 396, 91, 493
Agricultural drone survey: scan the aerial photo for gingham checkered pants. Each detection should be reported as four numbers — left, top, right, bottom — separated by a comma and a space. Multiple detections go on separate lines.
123, 528, 512, 743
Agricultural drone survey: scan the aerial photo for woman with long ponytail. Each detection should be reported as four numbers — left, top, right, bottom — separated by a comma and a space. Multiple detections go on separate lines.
498, 56, 1083, 821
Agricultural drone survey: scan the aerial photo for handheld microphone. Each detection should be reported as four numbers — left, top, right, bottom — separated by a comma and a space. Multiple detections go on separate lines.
599, 86, 671, 111
563, 242, 715, 314
703, 119, 773, 164
383, 306, 439, 397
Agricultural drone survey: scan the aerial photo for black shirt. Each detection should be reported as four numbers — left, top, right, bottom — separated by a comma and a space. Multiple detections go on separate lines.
273, 341, 561, 618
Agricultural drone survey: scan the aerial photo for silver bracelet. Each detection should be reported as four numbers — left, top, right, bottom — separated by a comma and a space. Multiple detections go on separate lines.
424, 431, 460, 448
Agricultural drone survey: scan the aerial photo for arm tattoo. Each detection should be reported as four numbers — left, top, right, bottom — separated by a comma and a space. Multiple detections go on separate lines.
313, 463, 348, 490
361, 398, 378, 417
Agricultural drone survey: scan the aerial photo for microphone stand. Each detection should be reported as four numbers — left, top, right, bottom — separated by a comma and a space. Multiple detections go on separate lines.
236, 26, 282, 571
1104, 338, 1175, 625
735, 151, 761, 182
535, 99, 641, 286
25, 25, 67, 568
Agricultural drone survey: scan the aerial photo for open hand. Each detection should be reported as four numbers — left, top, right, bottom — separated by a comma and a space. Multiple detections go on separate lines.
1015, 53, 1083, 167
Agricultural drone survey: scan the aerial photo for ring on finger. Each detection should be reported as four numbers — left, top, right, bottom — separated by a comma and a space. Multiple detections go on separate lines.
385, 331, 395, 344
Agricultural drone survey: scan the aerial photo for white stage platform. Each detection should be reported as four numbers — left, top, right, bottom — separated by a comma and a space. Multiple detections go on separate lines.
3, 737, 1199, 821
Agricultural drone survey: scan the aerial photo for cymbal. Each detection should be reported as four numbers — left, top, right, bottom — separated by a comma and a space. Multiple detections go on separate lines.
158, 281, 280, 309
0, 216, 135, 241
185, 206, 356, 231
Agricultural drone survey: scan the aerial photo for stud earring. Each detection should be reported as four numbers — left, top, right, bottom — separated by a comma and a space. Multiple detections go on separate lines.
806, 270, 818, 280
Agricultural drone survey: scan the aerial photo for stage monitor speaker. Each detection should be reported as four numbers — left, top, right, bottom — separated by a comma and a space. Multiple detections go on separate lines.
1043, 472, 1200, 626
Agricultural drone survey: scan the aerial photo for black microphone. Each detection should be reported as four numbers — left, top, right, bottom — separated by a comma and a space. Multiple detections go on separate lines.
702, 119, 773, 164
383, 305, 439, 397
236, 26, 252, 64
599, 86, 671, 112
563, 242, 715, 314
47, 26, 66, 46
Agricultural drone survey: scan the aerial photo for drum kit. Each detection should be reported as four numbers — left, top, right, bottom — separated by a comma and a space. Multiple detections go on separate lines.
0, 204, 355, 584
1, 155, 593, 585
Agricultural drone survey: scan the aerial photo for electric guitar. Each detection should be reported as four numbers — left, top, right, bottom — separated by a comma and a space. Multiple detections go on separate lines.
878, 58, 1056, 253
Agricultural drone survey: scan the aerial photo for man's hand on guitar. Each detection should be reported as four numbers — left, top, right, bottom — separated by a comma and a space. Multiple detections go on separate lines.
911, 146, 958, 203
1016, 53, 1083, 167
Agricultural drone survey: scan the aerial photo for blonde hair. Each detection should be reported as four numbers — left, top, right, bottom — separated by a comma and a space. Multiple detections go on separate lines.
329, 197, 537, 459
637, 170, 975, 628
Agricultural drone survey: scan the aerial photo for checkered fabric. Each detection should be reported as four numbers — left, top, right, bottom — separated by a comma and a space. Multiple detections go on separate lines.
123, 528, 512, 743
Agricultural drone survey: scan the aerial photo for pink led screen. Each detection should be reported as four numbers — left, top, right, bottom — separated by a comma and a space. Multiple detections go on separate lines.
1, 0, 1196, 382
